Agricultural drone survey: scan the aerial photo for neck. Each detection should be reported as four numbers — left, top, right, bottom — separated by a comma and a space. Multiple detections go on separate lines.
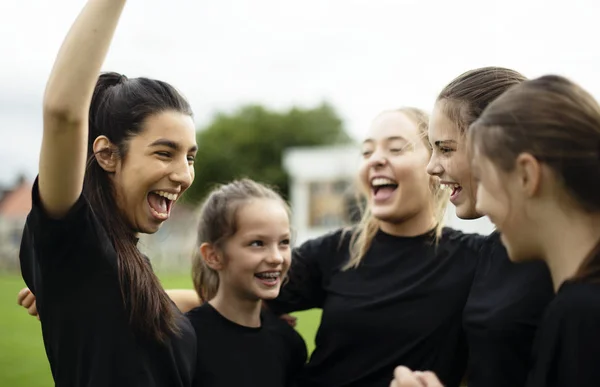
540, 209, 600, 292
209, 288, 262, 328
379, 209, 437, 237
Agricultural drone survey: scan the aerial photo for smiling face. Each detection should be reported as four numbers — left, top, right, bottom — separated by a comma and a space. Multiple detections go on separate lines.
358, 111, 435, 229
217, 198, 292, 301
426, 101, 479, 219
110, 110, 198, 234
471, 146, 541, 262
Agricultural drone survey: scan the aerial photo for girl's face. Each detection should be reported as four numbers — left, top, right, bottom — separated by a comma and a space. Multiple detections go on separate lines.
426, 101, 479, 219
471, 146, 539, 262
109, 110, 198, 234
218, 198, 292, 301
358, 111, 435, 228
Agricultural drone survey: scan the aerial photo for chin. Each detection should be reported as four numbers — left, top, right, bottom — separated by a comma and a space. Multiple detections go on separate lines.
257, 288, 282, 301
137, 221, 164, 235
455, 202, 481, 220
371, 206, 398, 222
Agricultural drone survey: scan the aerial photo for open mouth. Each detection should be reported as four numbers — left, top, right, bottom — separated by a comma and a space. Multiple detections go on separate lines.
371, 177, 399, 202
441, 182, 462, 201
254, 271, 281, 287
147, 190, 178, 221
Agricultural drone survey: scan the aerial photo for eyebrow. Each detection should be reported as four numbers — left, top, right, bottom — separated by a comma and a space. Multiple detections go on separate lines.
362, 136, 407, 144
149, 138, 198, 153
434, 140, 457, 147
246, 233, 291, 239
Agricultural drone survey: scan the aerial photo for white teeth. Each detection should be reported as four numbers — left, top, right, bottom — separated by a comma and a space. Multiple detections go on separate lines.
150, 207, 168, 219
371, 177, 397, 187
256, 272, 281, 278
155, 191, 178, 201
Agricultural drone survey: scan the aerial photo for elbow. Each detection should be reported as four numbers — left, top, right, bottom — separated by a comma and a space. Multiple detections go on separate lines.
42, 101, 86, 128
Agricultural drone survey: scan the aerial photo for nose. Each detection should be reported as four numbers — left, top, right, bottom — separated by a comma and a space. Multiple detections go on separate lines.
367, 148, 387, 169
426, 153, 443, 177
169, 158, 194, 189
266, 245, 285, 265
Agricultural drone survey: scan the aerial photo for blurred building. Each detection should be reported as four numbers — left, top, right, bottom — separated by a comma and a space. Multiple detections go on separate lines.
0, 175, 32, 270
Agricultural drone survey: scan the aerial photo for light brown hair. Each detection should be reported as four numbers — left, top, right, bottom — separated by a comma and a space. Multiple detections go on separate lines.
192, 178, 291, 301
437, 66, 527, 134
469, 74, 600, 282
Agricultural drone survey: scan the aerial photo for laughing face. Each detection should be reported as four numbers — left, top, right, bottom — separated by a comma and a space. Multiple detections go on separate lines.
218, 198, 292, 301
426, 101, 479, 219
112, 110, 198, 234
358, 111, 435, 229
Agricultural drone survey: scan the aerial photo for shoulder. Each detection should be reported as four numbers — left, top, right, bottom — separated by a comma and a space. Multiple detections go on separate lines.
185, 303, 214, 327
550, 281, 600, 320
293, 227, 351, 264
295, 227, 350, 253
438, 227, 488, 254
262, 311, 305, 346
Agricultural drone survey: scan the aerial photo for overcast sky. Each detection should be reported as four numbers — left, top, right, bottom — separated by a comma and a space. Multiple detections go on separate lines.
1, 0, 599, 185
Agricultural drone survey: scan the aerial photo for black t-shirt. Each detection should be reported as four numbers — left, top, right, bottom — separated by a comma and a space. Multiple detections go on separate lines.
267, 227, 480, 387
464, 232, 554, 387
526, 280, 600, 387
186, 302, 307, 387
19, 178, 197, 387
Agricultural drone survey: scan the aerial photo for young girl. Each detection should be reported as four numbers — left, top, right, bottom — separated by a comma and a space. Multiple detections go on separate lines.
19, 0, 198, 385
185, 179, 307, 387
426, 67, 554, 387
392, 74, 600, 386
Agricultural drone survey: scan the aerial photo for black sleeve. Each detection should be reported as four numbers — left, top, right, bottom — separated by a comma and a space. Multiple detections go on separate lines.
24, 177, 93, 261
266, 229, 347, 315
528, 290, 600, 387
288, 330, 308, 386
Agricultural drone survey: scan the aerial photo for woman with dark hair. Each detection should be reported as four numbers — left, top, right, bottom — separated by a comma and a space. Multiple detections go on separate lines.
19, 0, 198, 385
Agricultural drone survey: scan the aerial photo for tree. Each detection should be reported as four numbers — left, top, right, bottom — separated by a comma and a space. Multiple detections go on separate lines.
183, 102, 353, 204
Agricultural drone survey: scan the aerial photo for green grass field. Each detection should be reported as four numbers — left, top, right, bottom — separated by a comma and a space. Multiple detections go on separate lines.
0, 272, 322, 387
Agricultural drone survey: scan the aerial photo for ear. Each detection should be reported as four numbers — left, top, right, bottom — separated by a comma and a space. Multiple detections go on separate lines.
200, 243, 224, 271
514, 153, 541, 197
92, 135, 118, 172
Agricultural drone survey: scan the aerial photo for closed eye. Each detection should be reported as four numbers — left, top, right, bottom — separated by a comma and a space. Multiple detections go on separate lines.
156, 151, 171, 158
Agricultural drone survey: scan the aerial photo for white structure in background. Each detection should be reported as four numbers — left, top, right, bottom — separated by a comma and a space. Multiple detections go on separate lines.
283, 145, 494, 245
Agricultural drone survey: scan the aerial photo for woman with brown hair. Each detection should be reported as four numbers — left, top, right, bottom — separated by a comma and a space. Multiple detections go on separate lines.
392, 74, 600, 386
426, 67, 555, 387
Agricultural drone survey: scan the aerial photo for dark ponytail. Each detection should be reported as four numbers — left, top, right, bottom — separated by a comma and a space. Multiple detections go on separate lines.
85, 72, 193, 343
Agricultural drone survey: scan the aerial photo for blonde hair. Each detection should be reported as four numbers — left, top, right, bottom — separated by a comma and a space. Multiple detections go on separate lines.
191, 179, 291, 302
343, 107, 449, 270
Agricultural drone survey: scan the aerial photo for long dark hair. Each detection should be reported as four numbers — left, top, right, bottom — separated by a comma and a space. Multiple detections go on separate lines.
86, 72, 193, 343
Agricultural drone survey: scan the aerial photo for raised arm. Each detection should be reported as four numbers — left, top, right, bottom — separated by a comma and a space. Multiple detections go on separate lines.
39, 0, 127, 218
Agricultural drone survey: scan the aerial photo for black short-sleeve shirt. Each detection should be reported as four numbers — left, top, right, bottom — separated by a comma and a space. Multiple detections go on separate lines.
19, 178, 197, 387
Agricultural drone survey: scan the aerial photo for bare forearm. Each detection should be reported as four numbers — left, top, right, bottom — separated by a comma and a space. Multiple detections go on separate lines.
40, 0, 127, 218
166, 289, 201, 313
44, 0, 127, 120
